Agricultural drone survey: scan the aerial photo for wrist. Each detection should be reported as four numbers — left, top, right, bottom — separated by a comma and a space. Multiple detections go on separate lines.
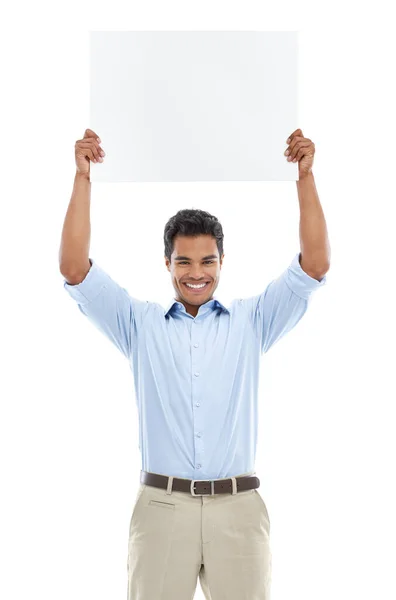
75, 170, 91, 182
297, 169, 314, 181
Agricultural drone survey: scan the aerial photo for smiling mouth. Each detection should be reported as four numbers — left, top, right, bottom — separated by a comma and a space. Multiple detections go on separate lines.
183, 282, 210, 293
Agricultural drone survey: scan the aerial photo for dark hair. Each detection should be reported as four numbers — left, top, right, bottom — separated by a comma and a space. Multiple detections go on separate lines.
164, 208, 224, 261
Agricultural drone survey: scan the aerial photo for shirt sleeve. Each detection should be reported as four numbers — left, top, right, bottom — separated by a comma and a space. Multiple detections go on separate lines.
63, 258, 150, 360
241, 252, 327, 354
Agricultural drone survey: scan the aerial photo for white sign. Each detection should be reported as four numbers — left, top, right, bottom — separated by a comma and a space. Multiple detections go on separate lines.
90, 31, 299, 182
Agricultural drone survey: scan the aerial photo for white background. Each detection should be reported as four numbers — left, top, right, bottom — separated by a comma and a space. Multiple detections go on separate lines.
1, 2, 395, 600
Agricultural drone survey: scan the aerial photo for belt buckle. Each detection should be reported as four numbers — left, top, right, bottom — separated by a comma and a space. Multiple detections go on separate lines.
190, 479, 215, 496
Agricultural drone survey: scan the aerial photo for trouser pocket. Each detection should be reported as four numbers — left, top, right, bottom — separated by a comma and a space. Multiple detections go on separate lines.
254, 489, 270, 526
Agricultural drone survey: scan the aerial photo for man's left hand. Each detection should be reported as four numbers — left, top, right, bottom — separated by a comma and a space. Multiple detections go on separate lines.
284, 128, 315, 178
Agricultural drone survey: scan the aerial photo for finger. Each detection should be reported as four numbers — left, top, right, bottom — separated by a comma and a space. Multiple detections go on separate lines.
77, 140, 105, 161
84, 128, 102, 144
76, 137, 102, 150
288, 141, 312, 161
78, 142, 103, 162
292, 147, 310, 162
286, 128, 303, 144
284, 136, 305, 157
77, 147, 97, 163
289, 136, 308, 153
76, 141, 101, 162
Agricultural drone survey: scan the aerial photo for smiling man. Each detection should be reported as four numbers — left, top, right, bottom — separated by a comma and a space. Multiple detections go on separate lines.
60, 128, 330, 600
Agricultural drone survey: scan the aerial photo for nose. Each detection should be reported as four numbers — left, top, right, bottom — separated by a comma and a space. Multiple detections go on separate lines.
188, 265, 205, 279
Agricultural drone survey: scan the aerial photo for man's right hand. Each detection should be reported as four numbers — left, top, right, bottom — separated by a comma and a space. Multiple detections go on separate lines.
75, 128, 105, 176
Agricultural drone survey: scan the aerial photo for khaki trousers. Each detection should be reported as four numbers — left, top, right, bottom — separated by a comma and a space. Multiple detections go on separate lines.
127, 472, 272, 599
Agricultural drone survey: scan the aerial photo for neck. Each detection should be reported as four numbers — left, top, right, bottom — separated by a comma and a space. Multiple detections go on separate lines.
176, 296, 213, 318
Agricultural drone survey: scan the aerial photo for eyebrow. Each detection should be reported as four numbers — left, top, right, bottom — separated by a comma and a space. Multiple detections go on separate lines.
174, 254, 218, 261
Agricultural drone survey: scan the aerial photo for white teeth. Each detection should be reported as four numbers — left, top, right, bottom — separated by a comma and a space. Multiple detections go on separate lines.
186, 282, 207, 289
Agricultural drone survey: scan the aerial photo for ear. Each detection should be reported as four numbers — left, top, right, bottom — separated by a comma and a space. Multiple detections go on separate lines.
165, 256, 171, 272
220, 253, 225, 267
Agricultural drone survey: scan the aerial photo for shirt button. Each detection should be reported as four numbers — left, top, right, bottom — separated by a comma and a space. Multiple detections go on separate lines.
194, 372, 200, 377
196, 432, 202, 437
194, 343, 199, 348
196, 464, 201, 469
195, 402, 200, 407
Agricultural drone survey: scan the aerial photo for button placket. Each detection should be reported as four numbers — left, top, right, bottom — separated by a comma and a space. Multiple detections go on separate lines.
192, 319, 204, 472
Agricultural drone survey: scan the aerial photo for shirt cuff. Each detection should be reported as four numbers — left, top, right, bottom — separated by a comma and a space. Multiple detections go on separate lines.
285, 252, 327, 300
63, 258, 107, 305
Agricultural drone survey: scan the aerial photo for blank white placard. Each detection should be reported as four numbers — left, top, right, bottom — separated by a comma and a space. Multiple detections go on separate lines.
89, 31, 299, 182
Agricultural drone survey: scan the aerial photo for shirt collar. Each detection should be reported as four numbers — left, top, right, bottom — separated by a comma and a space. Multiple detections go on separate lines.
164, 296, 229, 317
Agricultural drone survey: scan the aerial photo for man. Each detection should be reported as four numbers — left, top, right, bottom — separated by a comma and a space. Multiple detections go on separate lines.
59, 127, 330, 599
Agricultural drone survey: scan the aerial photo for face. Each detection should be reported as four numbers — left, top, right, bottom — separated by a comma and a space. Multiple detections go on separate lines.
165, 234, 224, 317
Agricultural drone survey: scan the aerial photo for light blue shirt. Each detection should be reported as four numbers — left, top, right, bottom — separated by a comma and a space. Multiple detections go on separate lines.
63, 253, 326, 480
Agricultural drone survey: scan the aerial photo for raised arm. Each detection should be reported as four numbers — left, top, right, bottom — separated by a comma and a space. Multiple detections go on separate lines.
286, 128, 331, 277
59, 128, 104, 280
59, 130, 149, 360
241, 129, 330, 354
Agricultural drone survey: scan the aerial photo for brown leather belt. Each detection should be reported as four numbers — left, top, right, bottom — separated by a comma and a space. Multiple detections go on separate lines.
140, 470, 260, 496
